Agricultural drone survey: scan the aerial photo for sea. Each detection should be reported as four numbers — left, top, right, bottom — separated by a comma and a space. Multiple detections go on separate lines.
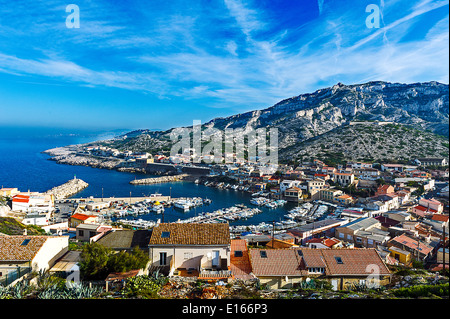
0, 127, 295, 226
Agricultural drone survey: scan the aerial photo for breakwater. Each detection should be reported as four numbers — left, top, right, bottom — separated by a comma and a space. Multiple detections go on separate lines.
130, 174, 189, 185
45, 178, 89, 199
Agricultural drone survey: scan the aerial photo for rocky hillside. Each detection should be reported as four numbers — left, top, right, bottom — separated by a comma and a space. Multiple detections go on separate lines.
82, 81, 450, 163
282, 122, 449, 164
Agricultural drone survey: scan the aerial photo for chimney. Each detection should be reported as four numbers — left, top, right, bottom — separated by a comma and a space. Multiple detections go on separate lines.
23, 229, 27, 236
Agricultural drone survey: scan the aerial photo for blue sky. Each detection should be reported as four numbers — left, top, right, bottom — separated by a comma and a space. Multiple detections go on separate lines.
0, 0, 448, 131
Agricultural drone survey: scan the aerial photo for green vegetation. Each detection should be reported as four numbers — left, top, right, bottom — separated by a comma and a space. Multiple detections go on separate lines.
122, 274, 168, 299
0, 217, 46, 235
79, 243, 149, 280
391, 284, 449, 298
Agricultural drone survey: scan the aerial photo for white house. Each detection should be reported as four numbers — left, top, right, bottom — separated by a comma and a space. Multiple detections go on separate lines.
280, 180, 302, 194
148, 223, 231, 278
0, 235, 69, 284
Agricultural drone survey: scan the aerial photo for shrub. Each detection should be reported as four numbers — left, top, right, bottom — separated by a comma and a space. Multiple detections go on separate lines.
391, 284, 449, 298
122, 275, 165, 299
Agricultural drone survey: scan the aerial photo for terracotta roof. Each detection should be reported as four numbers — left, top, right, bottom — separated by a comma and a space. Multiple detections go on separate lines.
300, 249, 326, 268
230, 239, 253, 280
431, 214, 449, 222
0, 236, 48, 261
249, 248, 391, 277
249, 249, 306, 277
389, 234, 433, 255
149, 223, 230, 246
70, 213, 97, 221
320, 248, 391, 276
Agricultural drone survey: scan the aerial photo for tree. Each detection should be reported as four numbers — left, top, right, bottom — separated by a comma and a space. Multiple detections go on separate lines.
79, 243, 149, 280
79, 242, 110, 280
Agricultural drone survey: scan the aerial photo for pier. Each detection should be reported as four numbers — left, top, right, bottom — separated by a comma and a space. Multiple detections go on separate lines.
45, 177, 89, 200
130, 174, 189, 185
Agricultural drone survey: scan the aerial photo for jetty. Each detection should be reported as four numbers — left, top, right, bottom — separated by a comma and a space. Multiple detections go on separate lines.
45, 177, 89, 200
130, 174, 188, 185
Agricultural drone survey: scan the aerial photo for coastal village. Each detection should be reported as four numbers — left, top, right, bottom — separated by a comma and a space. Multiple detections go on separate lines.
0, 149, 448, 299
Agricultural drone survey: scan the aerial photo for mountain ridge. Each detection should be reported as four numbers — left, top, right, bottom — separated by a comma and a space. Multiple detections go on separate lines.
89, 80, 449, 163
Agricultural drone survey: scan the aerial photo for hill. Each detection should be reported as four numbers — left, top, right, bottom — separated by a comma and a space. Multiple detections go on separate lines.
54, 81, 450, 164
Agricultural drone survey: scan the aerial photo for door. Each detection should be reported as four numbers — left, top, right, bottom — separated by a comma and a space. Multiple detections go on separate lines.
212, 250, 220, 267
160, 252, 167, 266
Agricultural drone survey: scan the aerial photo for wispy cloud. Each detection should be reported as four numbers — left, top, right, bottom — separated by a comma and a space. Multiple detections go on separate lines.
0, 0, 447, 116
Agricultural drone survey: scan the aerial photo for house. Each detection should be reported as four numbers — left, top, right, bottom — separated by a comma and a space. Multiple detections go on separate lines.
388, 246, 412, 266
280, 180, 302, 193
69, 213, 99, 228
335, 217, 390, 248
286, 219, 348, 245
375, 184, 395, 196
334, 194, 355, 206
332, 172, 355, 187
0, 235, 69, 285
352, 168, 380, 180
431, 214, 449, 227
381, 164, 404, 172
76, 223, 112, 242
249, 248, 391, 290
248, 248, 307, 289
11, 193, 54, 214
387, 233, 434, 262
320, 188, 343, 202
148, 223, 231, 279
307, 178, 326, 197
415, 157, 448, 167
284, 187, 302, 202
318, 248, 391, 290
305, 237, 342, 249
365, 194, 400, 212
417, 198, 443, 214
394, 189, 411, 205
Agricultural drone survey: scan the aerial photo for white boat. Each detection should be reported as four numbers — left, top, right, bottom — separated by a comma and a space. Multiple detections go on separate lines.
173, 200, 191, 211
152, 205, 164, 214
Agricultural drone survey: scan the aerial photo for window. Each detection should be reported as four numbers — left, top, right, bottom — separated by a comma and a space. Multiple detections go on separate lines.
356, 237, 362, 243
234, 250, 243, 257
161, 232, 170, 238
338, 232, 344, 239
335, 257, 343, 264
20, 239, 31, 246
78, 230, 84, 237
260, 251, 267, 258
